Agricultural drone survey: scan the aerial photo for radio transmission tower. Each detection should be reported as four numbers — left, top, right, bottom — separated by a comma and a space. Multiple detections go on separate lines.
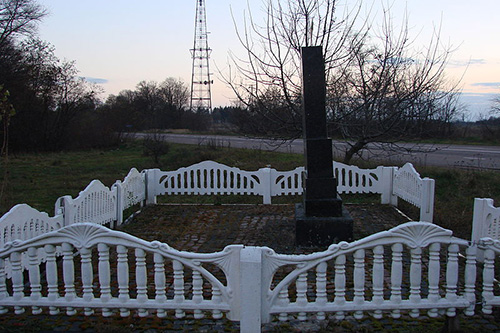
190, 0, 213, 112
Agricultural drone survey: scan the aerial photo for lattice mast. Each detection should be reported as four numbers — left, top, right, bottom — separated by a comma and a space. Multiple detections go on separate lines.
190, 0, 213, 112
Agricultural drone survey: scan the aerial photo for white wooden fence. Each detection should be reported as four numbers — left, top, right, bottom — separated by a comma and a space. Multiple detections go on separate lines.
1, 221, 498, 332
54, 168, 146, 228
146, 161, 433, 222
0, 204, 63, 248
0, 160, 434, 253
392, 163, 435, 222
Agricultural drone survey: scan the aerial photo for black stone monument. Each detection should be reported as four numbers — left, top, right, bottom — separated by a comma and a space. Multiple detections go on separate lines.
295, 46, 353, 246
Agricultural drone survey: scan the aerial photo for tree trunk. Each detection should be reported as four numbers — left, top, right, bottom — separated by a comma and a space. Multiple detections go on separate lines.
343, 140, 366, 164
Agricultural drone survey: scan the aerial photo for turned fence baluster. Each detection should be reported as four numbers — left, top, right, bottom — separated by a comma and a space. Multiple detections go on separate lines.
482, 248, 495, 314
193, 269, 204, 319
445, 244, 459, 317
372, 245, 384, 319
353, 249, 365, 319
334, 254, 346, 320
80, 247, 94, 315
98, 243, 112, 317
296, 271, 308, 320
390, 243, 403, 318
316, 262, 327, 320
154, 253, 167, 318
211, 285, 223, 319
135, 248, 148, 317
409, 247, 422, 318
45, 244, 59, 315
173, 259, 185, 318
62, 243, 76, 315
278, 287, 290, 321
116, 245, 130, 317
10, 251, 24, 314
427, 243, 440, 318
464, 246, 477, 316
27, 247, 42, 315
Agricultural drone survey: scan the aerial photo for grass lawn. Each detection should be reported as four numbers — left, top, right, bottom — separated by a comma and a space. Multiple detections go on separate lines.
0, 141, 304, 215
0, 139, 499, 240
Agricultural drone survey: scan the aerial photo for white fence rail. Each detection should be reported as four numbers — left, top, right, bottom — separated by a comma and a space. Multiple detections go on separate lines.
0, 222, 495, 332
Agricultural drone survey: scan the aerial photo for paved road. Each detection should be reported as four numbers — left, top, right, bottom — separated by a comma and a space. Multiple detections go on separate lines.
132, 133, 500, 170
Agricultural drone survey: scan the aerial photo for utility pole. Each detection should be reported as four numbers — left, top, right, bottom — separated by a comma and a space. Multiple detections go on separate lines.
190, 0, 213, 112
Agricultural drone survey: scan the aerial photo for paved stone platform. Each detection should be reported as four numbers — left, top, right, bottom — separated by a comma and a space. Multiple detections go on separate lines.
120, 203, 409, 254
0, 204, 499, 332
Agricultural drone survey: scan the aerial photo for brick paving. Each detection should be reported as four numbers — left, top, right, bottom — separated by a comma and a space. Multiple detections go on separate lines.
0, 204, 499, 332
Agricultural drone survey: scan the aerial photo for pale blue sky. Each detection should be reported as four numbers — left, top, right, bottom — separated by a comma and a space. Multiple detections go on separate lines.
38, 0, 500, 118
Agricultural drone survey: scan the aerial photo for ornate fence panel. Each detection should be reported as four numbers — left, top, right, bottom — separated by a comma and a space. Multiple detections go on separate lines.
334, 163, 383, 194
0, 222, 496, 332
55, 180, 117, 227
113, 168, 146, 225
148, 161, 264, 203
252, 222, 475, 332
0, 223, 240, 319
472, 198, 500, 242
0, 204, 62, 247
393, 163, 435, 222
0, 204, 63, 277
270, 167, 305, 197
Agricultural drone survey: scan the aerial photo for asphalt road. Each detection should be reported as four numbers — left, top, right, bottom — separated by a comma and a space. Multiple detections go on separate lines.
132, 133, 500, 170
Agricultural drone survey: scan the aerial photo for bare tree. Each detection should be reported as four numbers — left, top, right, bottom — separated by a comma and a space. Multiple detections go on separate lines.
492, 95, 500, 115
0, 0, 47, 46
328, 13, 461, 162
224, 0, 361, 139
225, 0, 461, 163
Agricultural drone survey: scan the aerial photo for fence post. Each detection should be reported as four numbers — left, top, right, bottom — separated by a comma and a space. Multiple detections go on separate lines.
55, 196, 73, 227
471, 198, 493, 243
239, 247, 263, 333
420, 178, 435, 222
380, 167, 397, 205
113, 181, 124, 227
259, 167, 273, 204
471, 198, 493, 262
145, 169, 159, 205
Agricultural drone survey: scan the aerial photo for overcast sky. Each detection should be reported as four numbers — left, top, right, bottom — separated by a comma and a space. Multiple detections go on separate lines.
38, 0, 500, 119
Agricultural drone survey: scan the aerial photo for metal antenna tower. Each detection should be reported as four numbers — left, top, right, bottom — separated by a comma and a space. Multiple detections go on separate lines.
190, 0, 213, 112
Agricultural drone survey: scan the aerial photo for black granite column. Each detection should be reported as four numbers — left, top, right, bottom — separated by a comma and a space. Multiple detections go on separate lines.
295, 46, 353, 246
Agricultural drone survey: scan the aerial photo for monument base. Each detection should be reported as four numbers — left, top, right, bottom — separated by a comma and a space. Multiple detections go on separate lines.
295, 203, 353, 247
